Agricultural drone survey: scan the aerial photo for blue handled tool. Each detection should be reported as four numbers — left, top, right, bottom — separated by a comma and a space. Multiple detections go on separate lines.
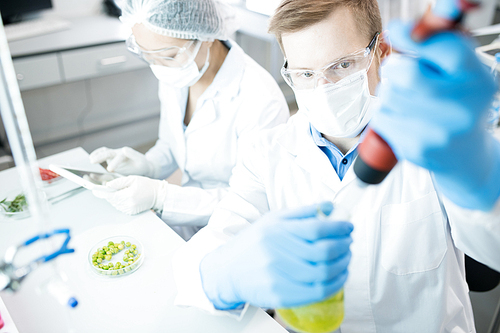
0, 229, 75, 291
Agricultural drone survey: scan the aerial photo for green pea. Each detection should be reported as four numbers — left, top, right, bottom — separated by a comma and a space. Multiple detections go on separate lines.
125, 242, 131, 247
103, 246, 108, 251
133, 250, 138, 255
123, 255, 128, 261
124, 250, 130, 254
105, 255, 112, 261
128, 253, 134, 258
93, 262, 98, 266
117, 244, 124, 250
97, 258, 102, 263
108, 262, 114, 268
131, 244, 136, 250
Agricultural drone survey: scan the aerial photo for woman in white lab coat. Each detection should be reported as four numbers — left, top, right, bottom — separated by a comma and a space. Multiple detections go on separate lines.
90, 0, 289, 240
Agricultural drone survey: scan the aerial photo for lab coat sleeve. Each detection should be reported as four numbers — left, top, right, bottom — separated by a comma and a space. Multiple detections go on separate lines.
160, 185, 229, 226
172, 138, 270, 318
145, 84, 180, 180
445, 195, 500, 272
234, 82, 290, 149
145, 138, 179, 180
444, 130, 500, 272
159, 89, 288, 226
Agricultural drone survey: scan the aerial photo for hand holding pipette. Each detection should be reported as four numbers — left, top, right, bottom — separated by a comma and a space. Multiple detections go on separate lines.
355, 0, 500, 210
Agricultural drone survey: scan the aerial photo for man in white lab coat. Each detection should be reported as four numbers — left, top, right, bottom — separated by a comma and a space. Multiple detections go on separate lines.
172, 0, 500, 332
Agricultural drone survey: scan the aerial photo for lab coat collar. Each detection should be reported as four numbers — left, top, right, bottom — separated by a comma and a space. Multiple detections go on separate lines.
185, 40, 245, 135
276, 111, 357, 191
197, 39, 245, 103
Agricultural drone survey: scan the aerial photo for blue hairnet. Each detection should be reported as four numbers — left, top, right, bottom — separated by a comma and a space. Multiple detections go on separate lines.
118, 0, 238, 41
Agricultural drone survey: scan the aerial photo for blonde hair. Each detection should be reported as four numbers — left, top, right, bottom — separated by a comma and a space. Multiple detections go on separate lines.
268, 0, 382, 53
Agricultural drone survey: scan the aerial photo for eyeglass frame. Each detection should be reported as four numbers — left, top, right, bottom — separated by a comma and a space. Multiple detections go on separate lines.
126, 34, 202, 67
281, 32, 381, 89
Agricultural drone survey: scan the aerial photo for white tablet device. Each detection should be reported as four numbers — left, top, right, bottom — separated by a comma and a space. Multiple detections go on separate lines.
49, 164, 122, 192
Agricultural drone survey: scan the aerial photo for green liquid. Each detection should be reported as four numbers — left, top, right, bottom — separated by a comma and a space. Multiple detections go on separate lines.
276, 289, 344, 333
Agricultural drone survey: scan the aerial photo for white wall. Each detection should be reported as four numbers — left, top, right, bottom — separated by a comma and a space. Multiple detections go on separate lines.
51, 0, 103, 18
377, 0, 497, 30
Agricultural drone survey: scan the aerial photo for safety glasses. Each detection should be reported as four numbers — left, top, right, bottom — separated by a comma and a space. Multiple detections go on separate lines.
126, 35, 202, 68
281, 32, 380, 90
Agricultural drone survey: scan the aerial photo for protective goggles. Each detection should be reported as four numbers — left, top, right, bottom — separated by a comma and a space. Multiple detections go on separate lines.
126, 35, 202, 68
281, 32, 380, 90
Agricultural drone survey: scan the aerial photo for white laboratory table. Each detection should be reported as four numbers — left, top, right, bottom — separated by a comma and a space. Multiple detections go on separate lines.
0, 147, 286, 333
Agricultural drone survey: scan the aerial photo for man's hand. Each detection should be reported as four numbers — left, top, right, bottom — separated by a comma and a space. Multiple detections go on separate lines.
200, 202, 353, 310
371, 21, 500, 211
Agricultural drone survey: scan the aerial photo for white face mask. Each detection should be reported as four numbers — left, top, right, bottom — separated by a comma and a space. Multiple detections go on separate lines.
150, 46, 210, 88
294, 70, 377, 138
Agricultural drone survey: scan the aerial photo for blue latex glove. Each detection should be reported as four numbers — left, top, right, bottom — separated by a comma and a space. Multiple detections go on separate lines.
370, 21, 500, 211
433, 0, 462, 21
199, 202, 353, 310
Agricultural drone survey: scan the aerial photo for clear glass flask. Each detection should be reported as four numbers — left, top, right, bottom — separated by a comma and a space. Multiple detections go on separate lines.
275, 180, 367, 333
276, 289, 344, 333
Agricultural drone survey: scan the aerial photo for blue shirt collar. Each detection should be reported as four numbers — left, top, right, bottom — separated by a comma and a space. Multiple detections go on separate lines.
309, 124, 363, 156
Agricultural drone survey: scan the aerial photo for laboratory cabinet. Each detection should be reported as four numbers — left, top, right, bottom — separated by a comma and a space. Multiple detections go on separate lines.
2, 15, 162, 159
12, 53, 62, 91
17, 64, 160, 158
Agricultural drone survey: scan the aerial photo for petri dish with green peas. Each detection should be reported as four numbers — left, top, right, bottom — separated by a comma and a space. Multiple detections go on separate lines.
88, 236, 144, 277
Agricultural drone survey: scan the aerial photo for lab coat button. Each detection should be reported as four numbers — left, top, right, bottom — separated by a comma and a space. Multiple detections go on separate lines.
342, 158, 348, 164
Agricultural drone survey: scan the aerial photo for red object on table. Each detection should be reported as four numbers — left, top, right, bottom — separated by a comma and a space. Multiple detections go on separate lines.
0, 310, 4, 329
39, 167, 59, 181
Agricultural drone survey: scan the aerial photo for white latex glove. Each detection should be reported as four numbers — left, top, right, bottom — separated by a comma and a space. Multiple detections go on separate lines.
92, 176, 168, 215
89, 147, 158, 177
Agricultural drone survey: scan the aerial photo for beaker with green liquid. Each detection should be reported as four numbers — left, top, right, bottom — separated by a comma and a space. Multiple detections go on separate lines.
276, 288, 344, 333
275, 200, 356, 333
